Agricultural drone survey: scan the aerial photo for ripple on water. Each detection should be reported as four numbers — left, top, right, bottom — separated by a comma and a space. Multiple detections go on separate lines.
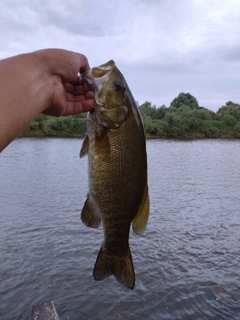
1, 138, 240, 319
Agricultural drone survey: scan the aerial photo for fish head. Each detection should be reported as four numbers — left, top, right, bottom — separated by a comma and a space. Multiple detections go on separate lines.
82, 60, 128, 129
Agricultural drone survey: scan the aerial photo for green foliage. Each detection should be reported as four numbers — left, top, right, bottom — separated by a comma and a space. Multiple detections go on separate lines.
139, 101, 167, 120
222, 115, 236, 126
200, 119, 225, 130
22, 94, 240, 139
217, 101, 240, 122
205, 126, 221, 138
233, 121, 240, 138
23, 114, 87, 137
153, 120, 168, 136
170, 92, 200, 109
139, 97, 240, 138
142, 115, 155, 134
24, 120, 39, 133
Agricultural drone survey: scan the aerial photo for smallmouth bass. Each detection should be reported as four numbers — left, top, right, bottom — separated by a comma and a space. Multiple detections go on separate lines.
80, 60, 149, 289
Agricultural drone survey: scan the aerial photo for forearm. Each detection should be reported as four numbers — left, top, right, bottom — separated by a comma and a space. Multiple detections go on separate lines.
0, 52, 55, 152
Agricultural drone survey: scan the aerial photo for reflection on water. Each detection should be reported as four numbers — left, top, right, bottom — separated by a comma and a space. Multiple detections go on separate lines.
1, 138, 240, 319
212, 285, 240, 308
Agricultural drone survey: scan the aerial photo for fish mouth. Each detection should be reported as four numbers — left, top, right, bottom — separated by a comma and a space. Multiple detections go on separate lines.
81, 69, 95, 89
81, 68, 108, 91
81, 61, 115, 89
81, 70, 111, 109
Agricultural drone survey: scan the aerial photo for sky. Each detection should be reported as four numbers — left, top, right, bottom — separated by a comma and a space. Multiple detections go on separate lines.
1, 0, 240, 111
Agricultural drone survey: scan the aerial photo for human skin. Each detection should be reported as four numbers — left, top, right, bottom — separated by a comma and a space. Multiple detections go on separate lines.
0, 49, 94, 152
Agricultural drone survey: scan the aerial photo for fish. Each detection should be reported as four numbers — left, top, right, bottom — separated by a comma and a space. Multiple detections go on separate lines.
80, 60, 149, 289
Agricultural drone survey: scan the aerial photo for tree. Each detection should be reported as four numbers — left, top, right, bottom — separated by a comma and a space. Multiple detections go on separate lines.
170, 92, 200, 109
139, 101, 167, 120
216, 101, 240, 121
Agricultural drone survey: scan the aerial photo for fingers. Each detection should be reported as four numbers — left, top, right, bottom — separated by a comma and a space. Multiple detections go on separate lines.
77, 53, 91, 74
63, 82, 94, 97
62, 99, 94, 116
65, 90, 94, 103
69, 74, 85, 86
78, 99, 94, 113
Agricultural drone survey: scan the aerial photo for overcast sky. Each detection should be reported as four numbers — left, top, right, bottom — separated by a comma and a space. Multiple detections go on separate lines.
1, 0, 240, 111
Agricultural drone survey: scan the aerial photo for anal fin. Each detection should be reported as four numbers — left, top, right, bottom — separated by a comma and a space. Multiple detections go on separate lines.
81, 197, 101, 228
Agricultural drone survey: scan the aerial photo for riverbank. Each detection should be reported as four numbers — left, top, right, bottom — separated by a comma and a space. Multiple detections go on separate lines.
20, 100, 240, 139
19, 131, 239, 140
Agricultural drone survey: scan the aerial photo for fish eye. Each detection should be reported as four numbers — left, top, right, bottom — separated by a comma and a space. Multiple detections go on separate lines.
114, 81, 122, 90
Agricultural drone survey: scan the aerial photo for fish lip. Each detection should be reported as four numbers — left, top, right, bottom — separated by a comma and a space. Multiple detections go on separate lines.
81, 69, 96, 89
80, 69, 91, 79
81, 68, 92, 79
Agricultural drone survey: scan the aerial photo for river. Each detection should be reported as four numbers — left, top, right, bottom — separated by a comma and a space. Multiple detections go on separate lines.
0, 138, 240, 319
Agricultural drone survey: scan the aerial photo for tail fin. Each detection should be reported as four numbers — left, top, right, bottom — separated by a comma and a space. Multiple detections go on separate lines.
93, 246, 135, 290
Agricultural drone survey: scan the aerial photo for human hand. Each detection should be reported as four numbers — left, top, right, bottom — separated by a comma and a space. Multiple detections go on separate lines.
0, 48, 95, 151
37, 49, 94, 117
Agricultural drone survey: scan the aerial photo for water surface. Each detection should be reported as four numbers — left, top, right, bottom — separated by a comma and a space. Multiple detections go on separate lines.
1, 138, 240, 319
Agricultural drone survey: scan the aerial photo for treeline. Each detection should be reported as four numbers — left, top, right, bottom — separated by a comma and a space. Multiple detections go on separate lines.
22, 113, 88, 137
22, 93, 240, 139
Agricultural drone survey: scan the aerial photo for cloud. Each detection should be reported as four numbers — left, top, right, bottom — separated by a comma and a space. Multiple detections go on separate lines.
0, 0, 240, 111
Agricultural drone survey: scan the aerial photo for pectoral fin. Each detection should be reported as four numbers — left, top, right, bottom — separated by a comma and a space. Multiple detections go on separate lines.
81, 197, 101, 228
95, 134, 111, 158
132, 186, 150, 235
79, 134, 89, 158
